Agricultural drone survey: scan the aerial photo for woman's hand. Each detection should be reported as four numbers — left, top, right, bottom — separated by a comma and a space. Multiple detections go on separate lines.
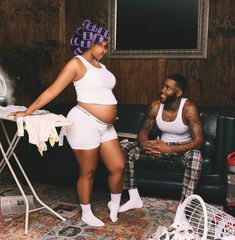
9, 111, 28, 118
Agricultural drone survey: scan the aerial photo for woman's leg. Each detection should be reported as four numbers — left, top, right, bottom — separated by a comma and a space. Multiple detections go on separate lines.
100, 139, 125, 222
73, 148, 104, 226
100, 139, 125, 193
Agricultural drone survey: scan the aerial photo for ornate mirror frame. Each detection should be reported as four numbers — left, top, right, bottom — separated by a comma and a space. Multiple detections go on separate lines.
108, 0, 209, 59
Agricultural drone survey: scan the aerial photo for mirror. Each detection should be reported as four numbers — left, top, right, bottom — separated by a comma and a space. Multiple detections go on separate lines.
108, 0, 209, 59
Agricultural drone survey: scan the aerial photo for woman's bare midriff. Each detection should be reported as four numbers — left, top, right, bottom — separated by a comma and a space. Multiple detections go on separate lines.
78, 102, 117, 124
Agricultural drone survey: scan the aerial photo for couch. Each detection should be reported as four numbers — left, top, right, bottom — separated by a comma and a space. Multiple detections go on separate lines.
20, 101, 235, 204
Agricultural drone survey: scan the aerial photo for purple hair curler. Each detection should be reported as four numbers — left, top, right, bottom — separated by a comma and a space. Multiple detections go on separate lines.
76, 27, 84, 35
83, 31, 93, 40
97, 27, 109, 38
92, 24, 98, 32
85, 23, 98, 32
70, 19, 109, 55
80, 40, 92, 49
74, 47, 84, 55
93, 33, 104, 44
82, 19, 91, 28
70, 37, 80, 46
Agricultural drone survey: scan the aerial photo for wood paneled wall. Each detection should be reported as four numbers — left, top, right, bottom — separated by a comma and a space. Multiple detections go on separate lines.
0, 0, 234, 107
0, 0, 66, 103
68, 0, 234, 107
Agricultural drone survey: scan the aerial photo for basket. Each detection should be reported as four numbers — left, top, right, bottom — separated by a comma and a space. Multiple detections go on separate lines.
174, 194, 235, 239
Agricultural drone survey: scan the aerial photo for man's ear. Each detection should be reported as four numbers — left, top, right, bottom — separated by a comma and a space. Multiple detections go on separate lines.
177, 89, 183, 97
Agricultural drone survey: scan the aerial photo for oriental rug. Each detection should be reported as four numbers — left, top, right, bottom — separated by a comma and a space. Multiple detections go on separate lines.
0, 171, 178, 240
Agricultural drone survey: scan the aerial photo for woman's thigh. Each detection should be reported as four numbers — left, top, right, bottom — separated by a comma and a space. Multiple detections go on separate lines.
100, 139, 125, 172
73, 148, 99, 174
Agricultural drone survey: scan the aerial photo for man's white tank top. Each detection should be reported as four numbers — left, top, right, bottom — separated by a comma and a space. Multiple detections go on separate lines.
73, 55, 117, 105
156, 98, 191, 143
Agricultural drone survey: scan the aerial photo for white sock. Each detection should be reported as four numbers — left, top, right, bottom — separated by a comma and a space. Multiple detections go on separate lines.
118, 188, 143, 213
108, 193, 121, 222
80, 204, 105, 227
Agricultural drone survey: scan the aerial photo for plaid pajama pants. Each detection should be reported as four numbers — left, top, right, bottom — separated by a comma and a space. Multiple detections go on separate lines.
120, 139, 202, 202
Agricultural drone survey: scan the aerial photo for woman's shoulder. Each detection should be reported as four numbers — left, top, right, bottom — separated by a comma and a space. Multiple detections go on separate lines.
61, 56, 86, 80
65, 56, 86, 69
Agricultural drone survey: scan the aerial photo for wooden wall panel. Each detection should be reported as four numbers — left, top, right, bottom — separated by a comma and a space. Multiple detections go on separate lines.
166, 0, 235, 106
0, 0, 234, 107
108, 59, 162, 104
0, 0, 66, 104
65, 0, 235, 107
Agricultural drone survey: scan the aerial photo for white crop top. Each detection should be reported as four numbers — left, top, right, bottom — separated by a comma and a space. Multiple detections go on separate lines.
156, 98, 191, 143
73, 55, 117, 105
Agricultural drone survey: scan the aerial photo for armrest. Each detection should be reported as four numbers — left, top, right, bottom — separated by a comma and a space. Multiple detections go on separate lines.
215, 110, 235, 176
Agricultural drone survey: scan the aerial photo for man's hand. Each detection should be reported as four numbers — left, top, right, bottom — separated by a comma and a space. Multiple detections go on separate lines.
142, 139, 171, 155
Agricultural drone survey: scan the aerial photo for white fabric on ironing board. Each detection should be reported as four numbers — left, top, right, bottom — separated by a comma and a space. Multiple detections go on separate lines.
23, 113, 70, 155
0, 106, 72, 155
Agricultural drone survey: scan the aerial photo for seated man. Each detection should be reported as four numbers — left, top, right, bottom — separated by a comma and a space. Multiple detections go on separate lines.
119, 74, 203, 213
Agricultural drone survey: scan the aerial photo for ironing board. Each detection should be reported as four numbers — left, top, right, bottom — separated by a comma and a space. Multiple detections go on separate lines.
0, 106, 72, 234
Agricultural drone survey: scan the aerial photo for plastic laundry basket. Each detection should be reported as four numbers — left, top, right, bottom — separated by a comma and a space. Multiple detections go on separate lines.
174, 194, 235, 239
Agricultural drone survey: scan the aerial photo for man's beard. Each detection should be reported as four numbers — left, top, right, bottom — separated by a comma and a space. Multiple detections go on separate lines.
161, 93, 177, 104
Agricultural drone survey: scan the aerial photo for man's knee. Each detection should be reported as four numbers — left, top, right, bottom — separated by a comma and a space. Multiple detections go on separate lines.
185, 149, 202, 160
120, 139, 138, 150
120, 139, 140, 161
183, 149, 202, 169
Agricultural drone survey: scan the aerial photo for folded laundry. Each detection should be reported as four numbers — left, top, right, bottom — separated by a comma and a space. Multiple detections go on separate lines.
22, 113, 70, 155
0, 105, 72, 156
24, 115, 58, 155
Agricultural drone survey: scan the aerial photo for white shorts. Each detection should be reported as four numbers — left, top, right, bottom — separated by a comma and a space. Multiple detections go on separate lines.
66, 105, 118, 150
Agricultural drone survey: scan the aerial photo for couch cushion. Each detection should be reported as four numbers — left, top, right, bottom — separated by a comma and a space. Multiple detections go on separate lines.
201, 135, 216, 158
115, 104, 147, 133
136, 157, 213, 174
199, 106, 224, 137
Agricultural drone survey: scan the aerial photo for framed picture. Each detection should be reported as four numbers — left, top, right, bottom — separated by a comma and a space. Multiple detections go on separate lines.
108, 0, 209, 59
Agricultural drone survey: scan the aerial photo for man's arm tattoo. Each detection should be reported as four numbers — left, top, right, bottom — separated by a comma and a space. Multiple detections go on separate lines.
140, 105, 156, 134
170, 103, 203, 153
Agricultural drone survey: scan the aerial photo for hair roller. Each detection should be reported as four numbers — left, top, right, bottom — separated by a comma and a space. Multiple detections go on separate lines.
97, 27, 109, 38
80, 40, 92, 49
70, 37, 80, 46
73, 47, 84, 55
92, 24, 98, 32
70, 19, 109, 55
76, 27, 84, 36
92, 33, 104, 44
82, 19, 91, 28
85, 22, 98, 32
83, 31, 93, 40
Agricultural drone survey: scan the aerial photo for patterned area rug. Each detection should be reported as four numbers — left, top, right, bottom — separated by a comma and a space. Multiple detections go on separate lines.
0, 171, 178, 240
